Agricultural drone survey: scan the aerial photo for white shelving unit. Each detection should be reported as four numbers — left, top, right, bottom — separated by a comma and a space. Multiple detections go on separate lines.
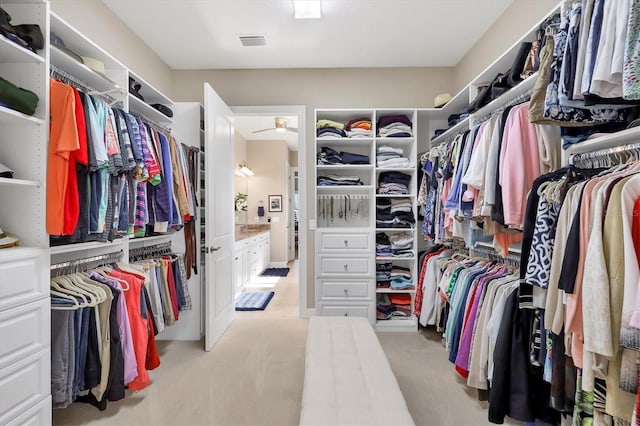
0, 1, 51, 423
314, 108, 419, 331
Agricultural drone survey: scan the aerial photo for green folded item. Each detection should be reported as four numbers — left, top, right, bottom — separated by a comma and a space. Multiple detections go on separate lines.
316, 119, 345, 130
0, 76, 39, 116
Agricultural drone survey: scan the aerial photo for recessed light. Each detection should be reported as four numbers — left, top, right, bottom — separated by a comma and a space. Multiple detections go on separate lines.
294, 0, 321, 19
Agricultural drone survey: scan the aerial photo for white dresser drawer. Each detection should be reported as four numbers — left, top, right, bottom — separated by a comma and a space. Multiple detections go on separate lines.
319, 256, 372, 276
318, 232, 372, 252
319, 280, 371, 300
0, 248, 48, 311
0, 299, 49, 370
319, 304, 372, 319
0, 349, 50, 425
5, 395, 50, 426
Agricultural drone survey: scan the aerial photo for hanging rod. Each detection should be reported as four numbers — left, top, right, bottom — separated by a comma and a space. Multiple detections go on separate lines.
132, 112, 172, 134
473, 88, 534, 125
129, 241, 173, 260
569, 141, 640, 168
470, 245, 520, 266
50, 250, 124, 274
50, 65, 122, 105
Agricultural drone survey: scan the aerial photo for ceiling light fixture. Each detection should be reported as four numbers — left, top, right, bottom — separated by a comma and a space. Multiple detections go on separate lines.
294, 0, 321, 19
238, 161, 254, 177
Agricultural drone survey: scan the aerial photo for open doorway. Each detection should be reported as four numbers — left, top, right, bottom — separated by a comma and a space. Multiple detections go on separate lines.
231, 106, 307, 318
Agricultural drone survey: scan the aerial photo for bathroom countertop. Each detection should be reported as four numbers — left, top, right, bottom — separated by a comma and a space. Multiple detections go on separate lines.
235, 224, 271, 242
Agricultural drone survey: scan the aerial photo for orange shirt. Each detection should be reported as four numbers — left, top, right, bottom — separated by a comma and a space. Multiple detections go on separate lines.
47, 79, 79, 235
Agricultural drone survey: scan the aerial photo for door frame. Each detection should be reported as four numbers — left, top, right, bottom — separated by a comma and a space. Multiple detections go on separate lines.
288, 166, 298, 261
231, 105, 309, 318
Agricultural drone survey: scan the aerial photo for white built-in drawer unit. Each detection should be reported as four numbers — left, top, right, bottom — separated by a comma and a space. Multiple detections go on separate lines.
0, 249, 49, 311
319, 279, 372, 300
319, 304, 372, 319
318, 255, 373, 276
0, 299, 49, 370
317, 231, 372, 252
5, 396, 51, 426
0, 349, 50, 425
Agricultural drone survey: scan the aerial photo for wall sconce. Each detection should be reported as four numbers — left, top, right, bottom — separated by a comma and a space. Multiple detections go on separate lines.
238, 161, 254, 177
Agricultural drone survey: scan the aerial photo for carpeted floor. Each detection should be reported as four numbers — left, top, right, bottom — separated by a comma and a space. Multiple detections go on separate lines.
52, 260, 507, 426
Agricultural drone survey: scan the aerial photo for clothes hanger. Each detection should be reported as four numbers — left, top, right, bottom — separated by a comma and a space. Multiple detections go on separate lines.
50, 290, 82, 311
51, 277, 90, 307
87, 87, 127, 106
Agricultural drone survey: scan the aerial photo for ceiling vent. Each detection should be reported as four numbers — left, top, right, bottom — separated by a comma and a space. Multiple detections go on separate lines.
239, 35, 267, 47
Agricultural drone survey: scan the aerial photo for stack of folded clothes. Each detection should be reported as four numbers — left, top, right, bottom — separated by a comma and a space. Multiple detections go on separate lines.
376, 146, 410, 167
377, 114, 413, 137
376, 198, 415, 228
388, 232, 414, 257
377, 294, 412, 320
378, 171, 411, 194
317, 174, 363, 186
376, 262, 392, 288
317, 119, 346, 138
345, 117, 372, 138
317, 147, 370, 165
376, 233, 392, 257
390, 265, 413, 290
430, 109, 470, 141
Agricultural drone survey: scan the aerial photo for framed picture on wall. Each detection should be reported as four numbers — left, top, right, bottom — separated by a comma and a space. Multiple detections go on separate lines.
268, 195, 283, 212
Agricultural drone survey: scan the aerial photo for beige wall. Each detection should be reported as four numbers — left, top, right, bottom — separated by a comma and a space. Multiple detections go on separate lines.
234, 133, 249, 224
453, 0, 559, 92
289, 150, 298, 168
247, 140, 289, 264
50, 0, 173, 95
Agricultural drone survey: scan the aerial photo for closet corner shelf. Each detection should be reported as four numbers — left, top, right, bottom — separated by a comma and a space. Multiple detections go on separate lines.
0, 177, 39, 188
0, 104, 45, 125
469, 72, 539, 123
50, 45, 121, 93
375, 316, 418, 331
50, 239, 127, 255
128, 94, 174, 125
376, 288, 416, 294
0, 35, 45, 64
430, 117, 470, 147
127, 71, 174, 106
564, 126, 640, 156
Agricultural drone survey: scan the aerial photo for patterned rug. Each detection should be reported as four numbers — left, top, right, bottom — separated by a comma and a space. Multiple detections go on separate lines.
260, 267, 290, 277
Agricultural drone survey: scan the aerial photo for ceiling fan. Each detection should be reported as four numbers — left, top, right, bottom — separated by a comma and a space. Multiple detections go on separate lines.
252, 117, 298, 134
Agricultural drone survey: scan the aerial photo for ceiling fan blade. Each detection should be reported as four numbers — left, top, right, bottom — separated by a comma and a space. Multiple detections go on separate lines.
285, 127, 298, 133
252, 128, 274, 133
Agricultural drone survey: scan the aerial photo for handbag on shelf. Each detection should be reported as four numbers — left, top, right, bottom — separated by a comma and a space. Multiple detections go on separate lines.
468, 72, 512, 113
0, 7, 43, 52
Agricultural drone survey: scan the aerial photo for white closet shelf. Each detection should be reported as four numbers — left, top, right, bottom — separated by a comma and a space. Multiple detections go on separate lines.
375, 194, 415, 198
128, 71, 173, 105
316, 138, 373, 145
49, 239, 127, 255
0, 246, 44, 260
0, 177, 39, 188
128, 95, 174, 124
317, 165, 373, 170
376, 256, 416, 261
376, 288, 416, 294
564, 126, 640, 156
0, 35, 45, 64
50, 46, 121, 93
431, 86, 470, 119
470, 72, 539, 123
375, 316, 418, 331
375, 228, 415, 233
128, 234, 174, 245
316, 185, 373, 192
376, 167, 416, 172
375, 137, 415, 144
430, 116, 470, 146
475, 241, 522, 254
0, 105, 44, 125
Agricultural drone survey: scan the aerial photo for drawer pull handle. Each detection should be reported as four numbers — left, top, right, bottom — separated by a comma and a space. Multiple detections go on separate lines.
344, 240, 348, 246
344, 313, 348, 317
343, 264, 348, 271
344, 288, 348, 295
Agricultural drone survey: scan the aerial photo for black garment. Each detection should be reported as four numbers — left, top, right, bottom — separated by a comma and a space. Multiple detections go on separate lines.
107, 287, 125, 401
491, 106, 514, 225
557, 189, 584, 294
83, 306, 101, 390
378, 171, 411, 188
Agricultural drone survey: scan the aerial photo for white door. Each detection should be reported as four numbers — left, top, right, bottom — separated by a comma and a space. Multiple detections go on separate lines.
204, 83, 235, 352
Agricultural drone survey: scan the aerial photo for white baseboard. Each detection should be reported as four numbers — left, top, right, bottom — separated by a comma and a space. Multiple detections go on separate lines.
269, 261, 288, 268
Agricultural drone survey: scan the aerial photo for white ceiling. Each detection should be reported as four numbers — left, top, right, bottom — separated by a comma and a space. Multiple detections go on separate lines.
103, 0, 514, 69
235, 116, 299, 151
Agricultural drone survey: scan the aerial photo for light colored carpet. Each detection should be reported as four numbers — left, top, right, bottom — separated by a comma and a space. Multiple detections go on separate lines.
53, 260, 500, 425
